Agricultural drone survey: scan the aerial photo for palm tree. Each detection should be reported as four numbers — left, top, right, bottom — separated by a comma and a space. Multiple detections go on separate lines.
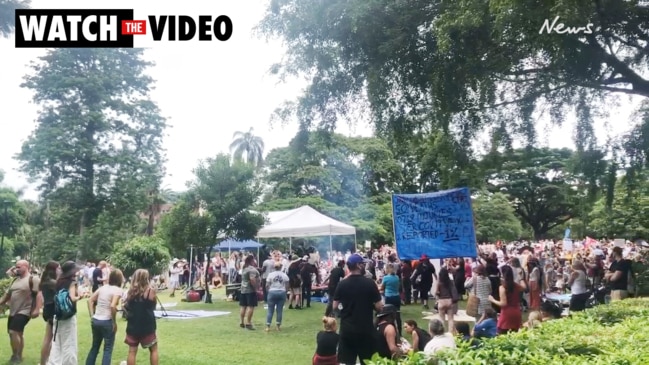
145, 187, 173, 236
0, 0, 30, 38
229, 127, 265, 167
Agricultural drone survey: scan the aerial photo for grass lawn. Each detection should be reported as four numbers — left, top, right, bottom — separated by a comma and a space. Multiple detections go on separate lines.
0, 290, 468, 365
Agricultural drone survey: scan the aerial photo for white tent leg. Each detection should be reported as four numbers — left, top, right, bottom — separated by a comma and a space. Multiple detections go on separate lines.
329, 234, 333, 258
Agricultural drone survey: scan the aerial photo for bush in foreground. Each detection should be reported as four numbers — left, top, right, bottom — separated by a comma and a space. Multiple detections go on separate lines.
368, 299, 649, 365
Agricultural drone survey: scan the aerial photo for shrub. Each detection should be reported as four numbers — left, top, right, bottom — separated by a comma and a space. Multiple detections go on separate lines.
367, 299, 649, 365
0, 278, 13, 317
109, 235, 171, 279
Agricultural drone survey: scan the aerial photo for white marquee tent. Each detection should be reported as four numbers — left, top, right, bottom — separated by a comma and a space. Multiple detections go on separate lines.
256, 205, 356, 253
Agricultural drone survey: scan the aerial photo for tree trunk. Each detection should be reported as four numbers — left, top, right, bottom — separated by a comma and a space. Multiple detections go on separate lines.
204, 246, 213, 304
146, 204, 155, 236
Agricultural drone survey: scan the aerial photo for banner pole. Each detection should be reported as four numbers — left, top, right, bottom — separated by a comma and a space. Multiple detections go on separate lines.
390, 194, 398, 258
466, 188, 480, 258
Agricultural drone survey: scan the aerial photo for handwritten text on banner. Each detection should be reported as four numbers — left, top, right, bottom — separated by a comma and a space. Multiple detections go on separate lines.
392, 188, 477, 260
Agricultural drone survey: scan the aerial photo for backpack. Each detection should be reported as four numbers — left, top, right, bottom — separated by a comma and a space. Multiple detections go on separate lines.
52, 287, 77, 342
53, 288, 76, 320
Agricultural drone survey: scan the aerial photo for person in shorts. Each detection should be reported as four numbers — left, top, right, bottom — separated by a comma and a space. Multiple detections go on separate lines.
239, 255, 260, 330
124, 269, 158, 365
0, 260, 41, 365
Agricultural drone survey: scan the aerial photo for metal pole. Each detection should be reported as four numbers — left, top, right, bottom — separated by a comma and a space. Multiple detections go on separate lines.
188, 245, 194, 287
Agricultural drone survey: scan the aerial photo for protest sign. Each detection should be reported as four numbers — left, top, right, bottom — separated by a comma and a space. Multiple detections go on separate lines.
392, 187, 477, 259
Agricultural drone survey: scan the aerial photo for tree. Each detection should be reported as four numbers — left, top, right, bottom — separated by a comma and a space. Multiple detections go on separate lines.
192, 154, 265, 240
0, 0, 30, 38
264, 131, 401, 205
17, 48, 167, 259
261, 131, 402, 244
190, 154, 265, 302
258, 0, 648, 149
428, 0, 649, 149
473, 191, 523, 242
144, 187, 174, 236
589, 175, 649, 239
110, 236, 171, 279
482, 147, 580, 239
229, 127, 265, 167
0, 173, 28, 270
158, 191, 211, 257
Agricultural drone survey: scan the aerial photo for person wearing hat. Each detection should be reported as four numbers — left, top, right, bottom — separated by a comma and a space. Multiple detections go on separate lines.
332, 253, 383, 365
375, 304, 401, 360
48, 261, 84, 365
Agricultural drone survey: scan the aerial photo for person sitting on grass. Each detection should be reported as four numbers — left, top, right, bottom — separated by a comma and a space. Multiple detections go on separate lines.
312, 317, 340, 365
403, 320, 431, 352
471, 307, 497, 339
423, 319, 456, 359
123, 269, 158, 365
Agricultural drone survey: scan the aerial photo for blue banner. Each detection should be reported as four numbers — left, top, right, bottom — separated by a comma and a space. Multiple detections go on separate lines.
392, 188, 477, 260
564, 228, 571, 239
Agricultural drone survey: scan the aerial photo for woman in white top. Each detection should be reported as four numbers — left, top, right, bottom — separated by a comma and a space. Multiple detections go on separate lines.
169, 262, 182, 297
568, 260, 589, 312
85, 269, 124, 365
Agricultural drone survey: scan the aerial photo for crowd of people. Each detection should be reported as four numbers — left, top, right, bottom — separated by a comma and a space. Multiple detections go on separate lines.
306, 238, 644, 364
0, 260, 160, 365
0, 237, 644, 365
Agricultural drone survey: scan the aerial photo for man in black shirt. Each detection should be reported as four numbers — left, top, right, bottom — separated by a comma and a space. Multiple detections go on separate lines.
333, 254, 383, 365
605, 247, 631, 301
324, 260, 346, 316
92, 261, 107, 292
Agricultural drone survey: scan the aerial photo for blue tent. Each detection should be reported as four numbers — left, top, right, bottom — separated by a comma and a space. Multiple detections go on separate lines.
212, 239, 264, 251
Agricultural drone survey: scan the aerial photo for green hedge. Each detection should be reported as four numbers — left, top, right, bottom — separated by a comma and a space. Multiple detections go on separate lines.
368, 299, 649, 365
0, 278, 12, 317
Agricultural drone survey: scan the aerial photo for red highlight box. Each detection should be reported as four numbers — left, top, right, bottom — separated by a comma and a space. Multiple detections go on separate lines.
121, 20, 146, 35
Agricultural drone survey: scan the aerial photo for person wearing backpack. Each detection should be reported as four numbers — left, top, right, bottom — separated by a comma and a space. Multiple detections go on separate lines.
48, 261, 84, 365
0, 259, 41, 365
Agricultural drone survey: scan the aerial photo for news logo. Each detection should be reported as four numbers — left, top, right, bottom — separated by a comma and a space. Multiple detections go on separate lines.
14, 9, 233, 48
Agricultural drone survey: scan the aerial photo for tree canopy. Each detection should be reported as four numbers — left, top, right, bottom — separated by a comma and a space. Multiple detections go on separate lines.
258, 0, 649, 150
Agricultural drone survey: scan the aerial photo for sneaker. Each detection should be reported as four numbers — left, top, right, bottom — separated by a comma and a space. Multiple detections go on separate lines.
239, 323, 245, 328
245, 324, 256, 330
276, 324, 281, 331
